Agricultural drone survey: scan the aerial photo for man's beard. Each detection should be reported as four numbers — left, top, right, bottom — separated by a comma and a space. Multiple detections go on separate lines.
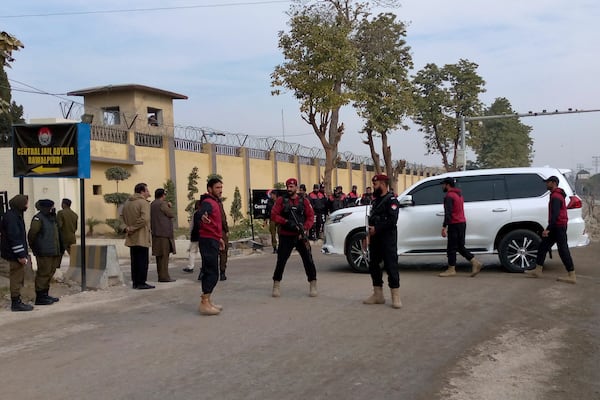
443, 187, 448, 193
374, 187, 383, 197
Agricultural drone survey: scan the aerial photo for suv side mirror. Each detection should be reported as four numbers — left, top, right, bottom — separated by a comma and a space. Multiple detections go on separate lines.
398, 195, 414, 207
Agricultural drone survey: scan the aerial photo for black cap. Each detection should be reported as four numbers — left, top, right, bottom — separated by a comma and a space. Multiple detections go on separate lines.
36, 199, 54, 210
544, 175, 559, 184
299, 184, 307, 191
441, 177, 455, 186
313, 184, 319, 189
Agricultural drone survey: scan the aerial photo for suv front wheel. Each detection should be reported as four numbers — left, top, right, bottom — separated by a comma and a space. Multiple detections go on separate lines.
345, 231, 370, 273
497, 229, 541, 273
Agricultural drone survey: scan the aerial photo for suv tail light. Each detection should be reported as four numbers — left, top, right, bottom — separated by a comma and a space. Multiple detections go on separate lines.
567, 195, 582, 209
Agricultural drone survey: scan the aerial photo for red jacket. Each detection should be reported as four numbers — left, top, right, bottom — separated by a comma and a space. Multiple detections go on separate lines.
271, 195, 314, 236
443, 187, 466, 226
548, 188, 568, 228
198, 193, 223, 241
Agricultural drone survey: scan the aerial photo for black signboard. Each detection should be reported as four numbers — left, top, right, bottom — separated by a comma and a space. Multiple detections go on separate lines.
252, 189, 270, 220
13, 123, 81, 177
251, 189, 287, 220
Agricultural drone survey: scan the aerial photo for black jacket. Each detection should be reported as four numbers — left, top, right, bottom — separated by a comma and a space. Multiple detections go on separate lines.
0, 195, 29, 261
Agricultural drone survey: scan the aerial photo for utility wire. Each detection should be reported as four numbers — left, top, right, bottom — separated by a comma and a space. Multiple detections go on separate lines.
0, 1, 291, 18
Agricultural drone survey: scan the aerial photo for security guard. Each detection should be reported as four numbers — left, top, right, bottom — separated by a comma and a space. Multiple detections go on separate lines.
28, 199, 63, 305
0, 194, 34, 311
270, 178, 317, 298
363, 174, 401, 309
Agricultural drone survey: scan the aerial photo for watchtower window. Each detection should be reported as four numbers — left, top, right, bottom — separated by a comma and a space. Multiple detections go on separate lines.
147, 107, 163, 126
102, 106, 121, 126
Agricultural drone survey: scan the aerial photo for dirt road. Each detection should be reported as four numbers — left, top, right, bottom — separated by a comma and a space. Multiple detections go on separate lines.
1, 243, 598, 400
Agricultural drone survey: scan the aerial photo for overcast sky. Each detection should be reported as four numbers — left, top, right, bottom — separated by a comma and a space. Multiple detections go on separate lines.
2, 0, 599, 172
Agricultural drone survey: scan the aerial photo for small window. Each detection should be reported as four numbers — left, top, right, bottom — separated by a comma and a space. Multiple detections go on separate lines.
102, 107, 120, 126
505, 174, 547, 199
93, 185, 102, 195
147, 107, 163, 126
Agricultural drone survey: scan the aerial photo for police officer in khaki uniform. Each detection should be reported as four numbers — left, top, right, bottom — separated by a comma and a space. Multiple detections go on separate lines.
28, 199, 62, 305
150, 188, 176, 282
1, 194, 34, 311
57, 198, 78, 255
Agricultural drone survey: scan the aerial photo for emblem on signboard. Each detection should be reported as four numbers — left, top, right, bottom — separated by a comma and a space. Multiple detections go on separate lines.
38, 127, 52, 146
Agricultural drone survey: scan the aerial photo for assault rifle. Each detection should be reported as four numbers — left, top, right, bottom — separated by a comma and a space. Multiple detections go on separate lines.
289, 206, 312, 254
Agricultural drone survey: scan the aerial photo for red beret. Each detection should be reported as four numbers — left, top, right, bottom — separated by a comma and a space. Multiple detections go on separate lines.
372, 174, 389, 183
285, 178, 298, 186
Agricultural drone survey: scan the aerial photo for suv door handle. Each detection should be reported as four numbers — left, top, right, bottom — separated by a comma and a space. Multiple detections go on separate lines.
435, 212, 444, 216
492, 208, 508, 212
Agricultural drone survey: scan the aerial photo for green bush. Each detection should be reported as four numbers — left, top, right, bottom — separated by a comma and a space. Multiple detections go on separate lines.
103, 192, 130, 205
228, 218, 269, 241
86, 217, 102, 236
105, 218, 124, 236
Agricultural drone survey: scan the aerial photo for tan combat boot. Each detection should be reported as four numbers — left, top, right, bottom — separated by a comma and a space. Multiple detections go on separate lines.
557, 271, 576, 284
470, 258, 483, 277
524, 265, 543, 278
272, 281, 281, 298
390, 288, 402, 309
309, 280, 318, 297
363, 286, 385, 305
210, 294, 223, 311
198, 294, 221, 315
439, 266, 456, 277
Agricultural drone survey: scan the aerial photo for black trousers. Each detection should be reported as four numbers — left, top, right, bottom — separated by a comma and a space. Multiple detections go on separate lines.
130, 246, 149, 286
310, 212, 326, 239
200, 238, 220, 294
536, 226, 574, 272
272, 234, 317, 282
446, 223, 473, 266
368, 231, 400, 289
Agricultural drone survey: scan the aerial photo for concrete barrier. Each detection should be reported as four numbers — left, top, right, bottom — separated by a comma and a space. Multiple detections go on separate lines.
63, 245, 124, 290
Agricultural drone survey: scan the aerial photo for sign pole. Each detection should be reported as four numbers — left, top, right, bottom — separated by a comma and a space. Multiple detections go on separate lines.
79, 178, 87, 291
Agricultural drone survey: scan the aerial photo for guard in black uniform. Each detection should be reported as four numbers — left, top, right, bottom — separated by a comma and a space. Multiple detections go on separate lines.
363, 174, 401, 309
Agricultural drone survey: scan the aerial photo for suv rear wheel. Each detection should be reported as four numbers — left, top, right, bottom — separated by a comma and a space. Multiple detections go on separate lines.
345, 232, 370, 273
498, 229, 541, 273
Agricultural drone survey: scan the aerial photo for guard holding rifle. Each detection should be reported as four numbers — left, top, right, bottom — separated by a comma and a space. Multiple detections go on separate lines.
270, 178, 317, 298
363, 174, 402, 309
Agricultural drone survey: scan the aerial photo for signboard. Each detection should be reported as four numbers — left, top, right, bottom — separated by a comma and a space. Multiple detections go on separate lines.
251, 189, 270, 220
12, 123, 91, 178
251, 189, 287, 220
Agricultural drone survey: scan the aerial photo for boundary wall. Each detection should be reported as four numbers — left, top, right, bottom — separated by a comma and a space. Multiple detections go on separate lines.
0, 126, 440, 231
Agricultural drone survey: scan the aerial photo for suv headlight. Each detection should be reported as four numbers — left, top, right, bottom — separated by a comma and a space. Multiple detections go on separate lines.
329, 212, 353, 223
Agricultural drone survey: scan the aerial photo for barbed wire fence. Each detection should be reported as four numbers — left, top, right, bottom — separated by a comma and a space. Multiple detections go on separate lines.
59, 100, 434, 172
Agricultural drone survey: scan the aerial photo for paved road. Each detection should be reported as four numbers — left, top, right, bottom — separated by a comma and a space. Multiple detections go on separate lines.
1, 243, 599, 400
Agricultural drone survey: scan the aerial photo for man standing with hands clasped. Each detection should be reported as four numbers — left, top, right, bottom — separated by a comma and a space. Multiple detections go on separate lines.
363, 174, 402, 309
525, 175, 577, 283
439, 177, 483, 277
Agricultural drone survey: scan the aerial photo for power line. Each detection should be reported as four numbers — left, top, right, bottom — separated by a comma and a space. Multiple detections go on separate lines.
0, 1, 291, 19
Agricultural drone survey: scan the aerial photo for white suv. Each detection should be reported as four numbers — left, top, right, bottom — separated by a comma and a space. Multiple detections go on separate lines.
322, 167, 589, 273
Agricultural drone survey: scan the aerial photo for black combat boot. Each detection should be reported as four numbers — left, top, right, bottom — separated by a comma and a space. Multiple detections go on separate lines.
11, 297, 34, 312
44, 290, 59, 302
35, 291, 55, 305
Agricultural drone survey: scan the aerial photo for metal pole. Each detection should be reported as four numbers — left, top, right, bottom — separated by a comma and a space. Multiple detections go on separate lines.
248, 188, 255, 241
79, 178, 87, 291
461, 108, 600, 171
459, 116, 466, 171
